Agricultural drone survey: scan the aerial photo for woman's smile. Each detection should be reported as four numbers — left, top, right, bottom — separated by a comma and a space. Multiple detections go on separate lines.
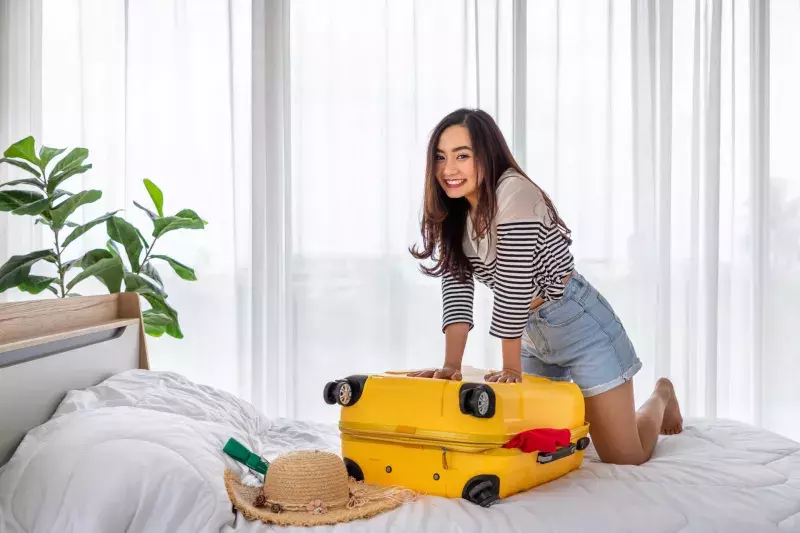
444, 178, 467, 188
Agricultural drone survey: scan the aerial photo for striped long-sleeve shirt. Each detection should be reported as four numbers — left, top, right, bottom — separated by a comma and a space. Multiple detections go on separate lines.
441, 168, 574, 339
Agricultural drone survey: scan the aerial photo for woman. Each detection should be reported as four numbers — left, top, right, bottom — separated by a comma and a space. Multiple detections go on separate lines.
408, 108, 682, 466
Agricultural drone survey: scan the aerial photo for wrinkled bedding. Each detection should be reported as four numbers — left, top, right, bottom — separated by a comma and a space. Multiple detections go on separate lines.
0, 370, 798, 533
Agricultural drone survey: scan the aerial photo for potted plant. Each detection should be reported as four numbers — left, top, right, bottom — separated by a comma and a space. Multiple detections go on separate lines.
0, 136, 206, 338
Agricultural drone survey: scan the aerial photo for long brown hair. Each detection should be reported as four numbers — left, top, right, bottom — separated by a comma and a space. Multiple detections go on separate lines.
409, 108, 570, 282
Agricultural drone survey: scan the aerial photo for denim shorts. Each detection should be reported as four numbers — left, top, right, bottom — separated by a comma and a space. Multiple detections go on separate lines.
521, 271, 642, 398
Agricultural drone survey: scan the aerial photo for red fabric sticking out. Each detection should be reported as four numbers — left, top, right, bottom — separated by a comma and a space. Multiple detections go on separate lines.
502, 428, 572, 453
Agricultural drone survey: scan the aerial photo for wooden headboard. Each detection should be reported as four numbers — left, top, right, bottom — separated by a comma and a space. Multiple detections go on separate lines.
0, 293, 149, 467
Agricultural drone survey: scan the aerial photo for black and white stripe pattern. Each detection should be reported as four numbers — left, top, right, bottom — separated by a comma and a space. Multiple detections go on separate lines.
489, 221, 540, 338
440, 220, 574, 339
441, 272, 475, 331
529, 221, 575, 301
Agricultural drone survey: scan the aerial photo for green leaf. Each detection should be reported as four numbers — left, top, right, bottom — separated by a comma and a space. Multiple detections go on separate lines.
142, 293, 183, 339
125, 286, 160, 298
50, 189, 102, 229
67, 256, 123, 293
92, 258, 124, 293
60, 257, 80, 274
46, 285, 59, 296
61, 210, 120, 249
133, 200, 158, 221
124, 272, 166, 297
0, 177, 45, 189
106, 239, 121, 257
3, 137, 40, 166
11, 197, 51, 216
151, 254, 197, 281
175, 208, 207, 223
49, 147, 88, 178
142, 308, 173, 337
0, 249, 54, 293
106, 216, 143, 271
0, 158, 42, 178
19, 276, 58, 295
39, 146, 66, 170
143, 320, 167, 337
142, 308, 173, 326
152, 213, 207, 238
140, 262, 164, 288
35, 217, 52, 227
75, 248, 113, 269
47, 164, 92, 195
143, 179, 164, 217
134, 227, 150, 249
47, 189, 73, 210
0, 190, 44, 212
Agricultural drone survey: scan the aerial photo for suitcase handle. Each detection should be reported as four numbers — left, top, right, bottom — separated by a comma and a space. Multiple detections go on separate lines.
536, 443, 575, 464
536, 436, 590, 464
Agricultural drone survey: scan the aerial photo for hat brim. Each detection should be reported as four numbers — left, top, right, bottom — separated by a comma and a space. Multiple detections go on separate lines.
224, 470, 406, 527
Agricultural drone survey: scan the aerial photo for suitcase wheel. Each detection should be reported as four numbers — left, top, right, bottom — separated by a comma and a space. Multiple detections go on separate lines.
576, 436, 591, 451
462, 475, 500, 507
343, 458, 364, 482
336, 381, 355, 406
459, 384, 496, 418
323, 381, 338, 405
322, 375, 368, 407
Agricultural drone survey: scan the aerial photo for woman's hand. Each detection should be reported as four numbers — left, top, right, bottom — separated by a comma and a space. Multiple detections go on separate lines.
484, 368, 522, 383
407, 323, 469, 381
407, 366, 463, 381
483, 337, 524, 383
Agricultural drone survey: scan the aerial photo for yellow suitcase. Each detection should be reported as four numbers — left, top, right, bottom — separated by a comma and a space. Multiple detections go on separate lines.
323, 367, 590, 507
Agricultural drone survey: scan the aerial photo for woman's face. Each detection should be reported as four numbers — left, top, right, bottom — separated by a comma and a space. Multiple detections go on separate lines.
435, 125, 480, 206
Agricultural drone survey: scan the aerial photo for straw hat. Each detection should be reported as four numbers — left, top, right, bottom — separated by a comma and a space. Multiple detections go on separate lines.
224, 450, 417, 527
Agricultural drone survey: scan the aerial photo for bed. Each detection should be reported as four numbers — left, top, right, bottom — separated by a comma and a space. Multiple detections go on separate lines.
0, 296, 799, 533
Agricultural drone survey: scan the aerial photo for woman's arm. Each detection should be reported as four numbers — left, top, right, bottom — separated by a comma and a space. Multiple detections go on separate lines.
408, 272, 473, 380
407, 322, 468, 380
482, 218, 537, 385
484, 337, 523, 383
501, 337, 522, 374
443, 322, 470, 370
484, 178, 547, 383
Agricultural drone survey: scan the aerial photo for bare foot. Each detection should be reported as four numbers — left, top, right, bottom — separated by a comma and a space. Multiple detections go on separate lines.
656, 377, 683, 435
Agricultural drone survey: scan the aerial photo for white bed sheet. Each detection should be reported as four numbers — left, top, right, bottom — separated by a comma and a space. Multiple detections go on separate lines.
1, 370, 799, 533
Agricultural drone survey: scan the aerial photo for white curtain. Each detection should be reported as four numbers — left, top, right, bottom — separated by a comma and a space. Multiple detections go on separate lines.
2, 0, 799, 441
250, 0, 292, 416
0, 0, 42, 266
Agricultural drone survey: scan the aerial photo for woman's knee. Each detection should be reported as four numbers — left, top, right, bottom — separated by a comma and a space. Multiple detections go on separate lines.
584, 381, 651, 466
590, 430, 650, 466
595, 447, 649, 466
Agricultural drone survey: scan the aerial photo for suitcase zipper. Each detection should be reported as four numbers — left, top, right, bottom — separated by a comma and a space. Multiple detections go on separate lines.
340, 426, 500, 452
340, 423, 591, 454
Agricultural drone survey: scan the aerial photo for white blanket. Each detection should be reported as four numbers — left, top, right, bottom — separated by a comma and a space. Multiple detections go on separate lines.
1, 370, 799, 533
